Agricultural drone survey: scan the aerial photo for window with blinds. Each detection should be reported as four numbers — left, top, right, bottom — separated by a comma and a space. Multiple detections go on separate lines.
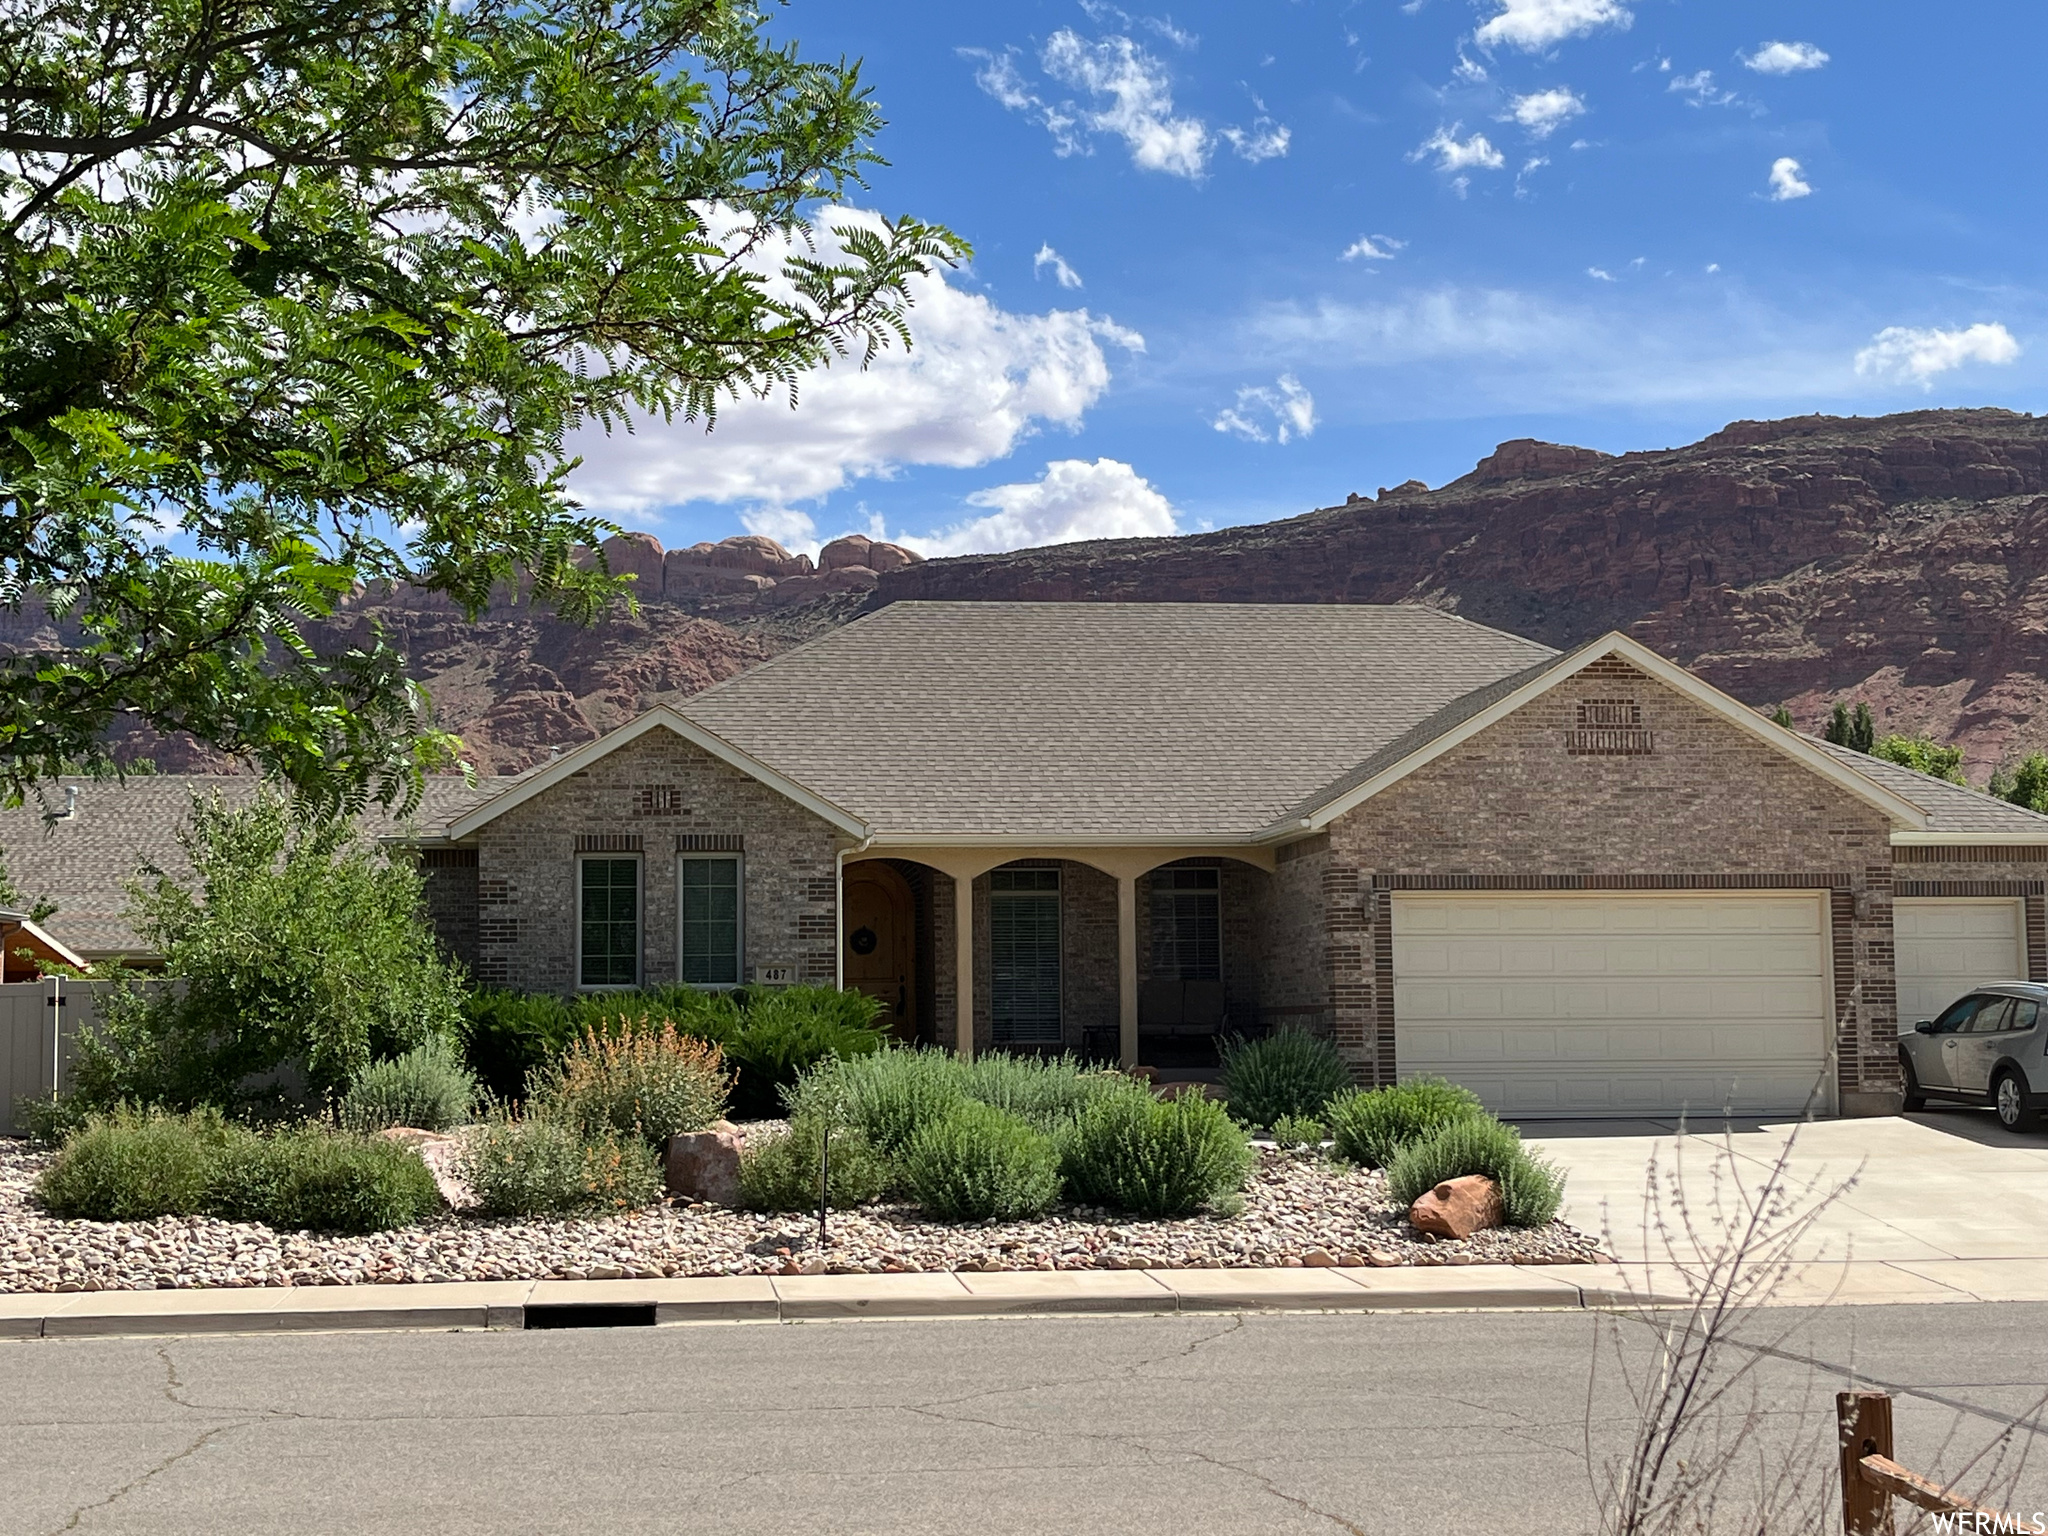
679, 856, 742, 986
990, 868, 1062, 1044
579, 857, 641, 988
1150, 867, 1221, 982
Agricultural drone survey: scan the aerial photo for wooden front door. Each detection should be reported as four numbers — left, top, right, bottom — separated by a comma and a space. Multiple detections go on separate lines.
845, 863, 916, 1041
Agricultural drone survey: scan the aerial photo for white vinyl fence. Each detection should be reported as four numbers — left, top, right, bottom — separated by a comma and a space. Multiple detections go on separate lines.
0, 979, 149, 1138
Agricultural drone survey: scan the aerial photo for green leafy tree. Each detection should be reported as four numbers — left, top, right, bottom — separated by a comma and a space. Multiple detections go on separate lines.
1991, 754, 2048, 814
73, 794, 467, 1111
0, 0, 964, 817
1823, 701, 1877, 754
1769, 705, 1794, 729
1870, 734, 1966, 785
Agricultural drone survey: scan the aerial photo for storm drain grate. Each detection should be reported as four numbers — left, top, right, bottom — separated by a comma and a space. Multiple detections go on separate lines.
524, 1303, 657, 1330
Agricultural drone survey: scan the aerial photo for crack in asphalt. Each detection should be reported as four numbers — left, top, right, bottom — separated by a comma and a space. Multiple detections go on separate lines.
39, 1425, 242, 1536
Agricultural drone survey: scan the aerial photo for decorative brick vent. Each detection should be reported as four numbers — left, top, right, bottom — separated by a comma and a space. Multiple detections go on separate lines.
418, 847, 478, 867
677, 832, 743, 852
1566, 697, 1654, 756
634, 785, 686, 816
575, 832, 643, 853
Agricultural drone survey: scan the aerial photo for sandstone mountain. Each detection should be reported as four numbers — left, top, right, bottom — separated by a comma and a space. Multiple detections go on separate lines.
59, 406, 2048, 780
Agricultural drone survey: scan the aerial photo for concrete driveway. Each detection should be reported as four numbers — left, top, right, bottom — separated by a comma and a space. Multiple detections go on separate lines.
1522, 1107, 2048, 1302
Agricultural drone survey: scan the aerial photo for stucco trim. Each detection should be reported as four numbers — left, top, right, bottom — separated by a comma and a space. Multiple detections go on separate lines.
1891, 831, 2048, 848
1269, 632, 1930, 837
438, 708, 869, 842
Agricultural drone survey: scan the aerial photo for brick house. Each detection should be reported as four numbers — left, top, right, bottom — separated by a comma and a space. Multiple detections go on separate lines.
12, 601, 2048, 1118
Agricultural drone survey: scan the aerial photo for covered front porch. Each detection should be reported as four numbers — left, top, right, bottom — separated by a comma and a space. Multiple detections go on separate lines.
840, 844, 1314, 1071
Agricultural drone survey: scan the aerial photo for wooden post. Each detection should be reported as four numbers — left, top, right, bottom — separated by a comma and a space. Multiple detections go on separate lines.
1839, 1390, 1896, 1535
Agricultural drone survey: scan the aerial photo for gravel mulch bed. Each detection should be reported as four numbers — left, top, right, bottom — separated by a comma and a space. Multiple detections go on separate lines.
0, 1136, 1606, 1293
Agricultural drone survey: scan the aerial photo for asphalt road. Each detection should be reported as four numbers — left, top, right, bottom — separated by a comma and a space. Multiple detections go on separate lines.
5, 1303, 2048, 1536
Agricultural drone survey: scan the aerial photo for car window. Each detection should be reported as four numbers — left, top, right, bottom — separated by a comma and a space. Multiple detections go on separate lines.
1968, 1000, 2014, 1034
1933, 996, 1987, 1033
2009, 1000, 2040, 1032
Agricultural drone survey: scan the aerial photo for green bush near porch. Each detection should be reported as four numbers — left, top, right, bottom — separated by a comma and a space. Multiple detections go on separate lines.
1218, 1028, 1353, 1129
1326, 1077, 1488, 1169
1058, 1086, 1254, 1218
1384, 1115, 1566, 1228
902, 1101, 1062, 1221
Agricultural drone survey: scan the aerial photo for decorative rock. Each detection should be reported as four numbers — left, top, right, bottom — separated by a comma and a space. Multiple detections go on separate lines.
664, 1129, 743, 1206
1408, 1175, 1505, 1240
373, 1128, 474, 1210
1301, 1247, 1338, 1267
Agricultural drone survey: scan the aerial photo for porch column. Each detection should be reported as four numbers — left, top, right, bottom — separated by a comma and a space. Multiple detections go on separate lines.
1117, 873, 1138, 1070
955, 872, 976, 1063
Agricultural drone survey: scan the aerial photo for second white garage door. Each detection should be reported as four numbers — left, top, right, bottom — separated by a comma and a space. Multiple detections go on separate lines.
1893, 897, 2027, 1030
1392, 892, 1831, 1118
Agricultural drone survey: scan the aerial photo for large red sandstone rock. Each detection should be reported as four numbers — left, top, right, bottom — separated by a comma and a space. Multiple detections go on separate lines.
599, 532, 664, 589
666, 1127, 743, 1205
1408, 1174, 1504, 1239
867, 542, 922, 573
818, 534, 873, 572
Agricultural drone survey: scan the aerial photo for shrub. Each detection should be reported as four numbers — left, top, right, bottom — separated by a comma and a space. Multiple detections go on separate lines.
962, 1052, 1127, 1132
36, 1107, 231, 1220
207, 1125, 442, 1233
1384, 1115, 1566, 1228
903, 1101, 1062, 1221
1059, 1086, 1253, 1218
459, 989, 580, 1104
719, 986, 887, 1119
14, 1092, 92, 1150
1269, 1112, 1327, 1151
737, 1113, 894, 1212
1327, 1077, 1487, 1168
1218, 1028, 1353, 1130
339, 1037, 477, 1133
786, 1046, 967, 1156
71, 795, 467, 1112
459, 1113, 665, 1218
528, 1023, 729, 1149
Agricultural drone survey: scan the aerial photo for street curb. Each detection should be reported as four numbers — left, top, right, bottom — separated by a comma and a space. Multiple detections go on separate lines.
7, 1257, 2031, 1339
0, 1265, 1602, 1338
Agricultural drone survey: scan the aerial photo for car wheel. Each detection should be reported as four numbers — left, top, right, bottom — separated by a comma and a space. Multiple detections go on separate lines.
1898, 1050, 1927, 1112
1993, 1070, 2040, 1133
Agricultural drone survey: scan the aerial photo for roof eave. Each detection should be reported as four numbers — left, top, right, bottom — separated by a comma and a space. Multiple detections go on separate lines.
1891, 829, 2048, 846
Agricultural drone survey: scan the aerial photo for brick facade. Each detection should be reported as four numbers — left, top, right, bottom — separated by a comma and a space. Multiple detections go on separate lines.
460, 731, 843, 993
1299, 658, 1903, 1111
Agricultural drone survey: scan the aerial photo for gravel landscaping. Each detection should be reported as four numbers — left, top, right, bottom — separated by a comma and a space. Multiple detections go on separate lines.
0, 1134, 1606, 1293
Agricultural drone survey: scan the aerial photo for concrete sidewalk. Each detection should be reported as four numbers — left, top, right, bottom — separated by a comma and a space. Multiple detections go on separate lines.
5, 1253, 2047, 1339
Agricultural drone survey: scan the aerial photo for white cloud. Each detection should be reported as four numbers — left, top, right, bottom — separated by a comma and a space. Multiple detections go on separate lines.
1473, 0, 1631, 52
1221, 120, 1292, 162
738, 506, 826, 559
1854, 323, 2021, 387
1767, 156, 1812, 200
1668, 69, 1745, 109
1587, 266, 1615, 281
1453, 52, 1489, 83
897, 458, 1179, 557
1507, 87, 1585, 137
1341, 233, 1405, 261
1034, 243, 1083, 288
1412, 124, 1506, 174
566, 207, 1144, 512
967, 48, 1039, 112
1212, 375, 1316, 444
1744, 40, 1829, 74
1040, 30, 1212, 177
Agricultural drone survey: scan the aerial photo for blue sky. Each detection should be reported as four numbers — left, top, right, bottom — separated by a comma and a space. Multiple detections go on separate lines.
569, 0, 2048, 559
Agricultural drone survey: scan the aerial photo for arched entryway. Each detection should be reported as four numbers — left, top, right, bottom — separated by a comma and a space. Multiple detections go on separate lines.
844, 861, 918, 1041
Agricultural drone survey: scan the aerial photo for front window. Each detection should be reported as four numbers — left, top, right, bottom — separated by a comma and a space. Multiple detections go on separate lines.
579, 857, 641, 988
991, 867, 1062, 1044
1150, 867, 1221, 982
679, 856, 742, 986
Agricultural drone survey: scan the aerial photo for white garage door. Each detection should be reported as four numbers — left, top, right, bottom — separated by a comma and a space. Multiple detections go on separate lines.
1894, 898, 2026, 1029
1392, 893, 1831, 1118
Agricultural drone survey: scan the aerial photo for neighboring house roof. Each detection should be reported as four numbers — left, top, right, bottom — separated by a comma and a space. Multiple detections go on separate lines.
1810, 740, 2048, 841
0, 910, 89, 977
0, 776, 494, 959
1268, 632, 1933, 837
671, 602, 1564, 840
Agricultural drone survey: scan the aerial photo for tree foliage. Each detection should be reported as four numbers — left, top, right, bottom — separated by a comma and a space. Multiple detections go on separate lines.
0, 0, 963, 815
1991, 753, 2048, 814
1823, 700, 1876, 754
74, 792, 466, 1110
1870, 733, 1965, 785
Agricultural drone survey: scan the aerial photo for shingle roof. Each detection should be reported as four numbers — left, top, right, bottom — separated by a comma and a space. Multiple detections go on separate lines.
0, 776, 494, 957
1808, 740, 2048, 837
674, 602, 1560, 838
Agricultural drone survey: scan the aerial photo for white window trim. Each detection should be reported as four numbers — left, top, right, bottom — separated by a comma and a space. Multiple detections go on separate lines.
677, 852, 746, 991
575, 853, 643, 992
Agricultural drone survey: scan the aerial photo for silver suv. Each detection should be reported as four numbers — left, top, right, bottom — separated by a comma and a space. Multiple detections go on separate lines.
1899, 983, 2048, 1132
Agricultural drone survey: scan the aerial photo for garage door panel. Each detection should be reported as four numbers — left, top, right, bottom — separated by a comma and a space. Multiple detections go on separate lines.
1894, 899, 2026, 1028
1392, 893, 1828, 1118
